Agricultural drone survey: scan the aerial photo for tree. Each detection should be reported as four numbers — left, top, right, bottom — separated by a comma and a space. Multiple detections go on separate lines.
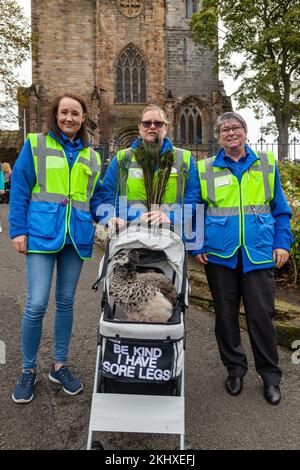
0, 0, 31, 129
190, 0, 300, 160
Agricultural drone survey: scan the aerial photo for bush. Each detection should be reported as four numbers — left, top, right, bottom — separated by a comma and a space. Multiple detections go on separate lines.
278, 161, 300, 285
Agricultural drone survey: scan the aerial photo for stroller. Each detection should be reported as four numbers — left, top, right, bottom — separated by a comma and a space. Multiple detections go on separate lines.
87, 222, 188, 450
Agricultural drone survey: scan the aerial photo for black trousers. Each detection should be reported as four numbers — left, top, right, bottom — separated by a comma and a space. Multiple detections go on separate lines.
204, 258, 282, 386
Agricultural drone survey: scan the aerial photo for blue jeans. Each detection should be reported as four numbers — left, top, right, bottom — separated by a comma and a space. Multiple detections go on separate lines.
22, 245, 83, 369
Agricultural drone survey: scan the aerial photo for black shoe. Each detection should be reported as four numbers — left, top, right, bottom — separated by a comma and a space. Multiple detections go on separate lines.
263, 384, 281, 405
225, 376, 243, 396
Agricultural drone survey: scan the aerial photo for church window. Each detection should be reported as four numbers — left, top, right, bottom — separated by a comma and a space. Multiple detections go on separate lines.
179, 104, 202, 144
125, 64, 131, 102
133, 67, 139, 102
116, 45, 147, 103
188, 114, 194, 143
140, 66, 146, 102
180, 115, 186, 143
186, 0, 198, 18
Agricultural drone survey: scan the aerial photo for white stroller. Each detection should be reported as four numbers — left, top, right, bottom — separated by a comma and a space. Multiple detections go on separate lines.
87, 222, 188, 450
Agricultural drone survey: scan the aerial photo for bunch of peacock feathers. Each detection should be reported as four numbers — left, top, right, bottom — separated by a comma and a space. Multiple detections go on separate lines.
109, 250, 177, 323
134, 141, 174, 211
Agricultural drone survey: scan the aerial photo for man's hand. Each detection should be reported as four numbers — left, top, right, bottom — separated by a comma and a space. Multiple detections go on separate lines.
273, 248, 289, 269
0, 190, 5, 195
12, 235, 27, 254
140, 211, 170, 225
194, 253, 208, 265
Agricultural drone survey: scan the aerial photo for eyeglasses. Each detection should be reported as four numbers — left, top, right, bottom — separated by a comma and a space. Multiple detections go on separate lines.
220, 125, 244, 134
141, 120, 166, 129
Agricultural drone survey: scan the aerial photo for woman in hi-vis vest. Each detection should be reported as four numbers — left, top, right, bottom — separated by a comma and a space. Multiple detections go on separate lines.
99, 104, 200, 233
192, 111, 293, 406
10, 93, 102, 404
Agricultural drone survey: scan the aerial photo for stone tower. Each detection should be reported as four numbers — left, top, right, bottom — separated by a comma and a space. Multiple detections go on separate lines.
20, 0, 231, 160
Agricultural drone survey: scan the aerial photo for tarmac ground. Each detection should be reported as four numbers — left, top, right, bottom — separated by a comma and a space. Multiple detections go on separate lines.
0, 204, 299, 451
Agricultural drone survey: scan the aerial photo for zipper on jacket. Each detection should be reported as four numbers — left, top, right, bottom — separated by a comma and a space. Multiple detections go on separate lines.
239, 180, 243, 246
66, 152, 73, 234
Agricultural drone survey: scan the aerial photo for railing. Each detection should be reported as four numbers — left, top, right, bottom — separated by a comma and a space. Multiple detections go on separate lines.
94, 136, 300, 169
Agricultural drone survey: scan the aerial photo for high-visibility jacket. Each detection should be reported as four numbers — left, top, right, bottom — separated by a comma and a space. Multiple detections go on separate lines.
26, 133, 101, 259
197, 151, 276, 264
116, 147, 191, 206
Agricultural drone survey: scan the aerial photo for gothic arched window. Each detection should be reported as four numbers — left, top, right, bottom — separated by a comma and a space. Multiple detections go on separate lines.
116, 45, 147, 103
179, 104, 202, 144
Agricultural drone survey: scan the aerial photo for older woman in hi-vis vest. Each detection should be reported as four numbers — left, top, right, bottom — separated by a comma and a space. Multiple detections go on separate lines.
10, 93, 102, 403
99, 104, 200, 232
192, 111, 293, 405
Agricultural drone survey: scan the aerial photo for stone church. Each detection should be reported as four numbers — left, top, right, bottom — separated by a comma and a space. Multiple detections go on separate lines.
20, 0, 231, 160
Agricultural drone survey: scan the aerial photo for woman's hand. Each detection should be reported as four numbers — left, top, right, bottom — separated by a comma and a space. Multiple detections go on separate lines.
12, 235, 27, 254
140, 211, 170, 225
107, 217, 125, 231
194, 253, 208, 265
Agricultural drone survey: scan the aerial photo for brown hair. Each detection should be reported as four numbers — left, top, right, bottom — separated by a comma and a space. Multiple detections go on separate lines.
1, 162, 11, 173
47, 92, 89, 147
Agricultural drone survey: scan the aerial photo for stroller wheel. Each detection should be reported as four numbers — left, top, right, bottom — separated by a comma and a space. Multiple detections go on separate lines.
91, 440, 104, 451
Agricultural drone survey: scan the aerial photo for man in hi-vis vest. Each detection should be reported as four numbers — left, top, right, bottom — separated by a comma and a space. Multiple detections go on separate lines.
193, 112, 293, 406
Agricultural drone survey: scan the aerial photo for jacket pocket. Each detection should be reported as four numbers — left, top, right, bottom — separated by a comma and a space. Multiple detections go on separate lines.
72, 163, 93, 198
256, 214, 276, 248
205, 216, 228, 251
74, 210, 94, 246
162, 173, 178, 203
28, 202, 58, 239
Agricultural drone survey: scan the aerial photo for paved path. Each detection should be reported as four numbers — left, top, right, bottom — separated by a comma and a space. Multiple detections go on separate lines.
0, 204, 299, 450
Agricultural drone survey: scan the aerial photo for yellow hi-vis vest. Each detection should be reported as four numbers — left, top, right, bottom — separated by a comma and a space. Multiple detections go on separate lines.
197, 151, 276, 264
27, 133, 101, 259
117, 146, 191, 206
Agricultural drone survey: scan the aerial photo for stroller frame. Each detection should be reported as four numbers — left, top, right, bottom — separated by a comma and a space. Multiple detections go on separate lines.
87, 223, 188, 450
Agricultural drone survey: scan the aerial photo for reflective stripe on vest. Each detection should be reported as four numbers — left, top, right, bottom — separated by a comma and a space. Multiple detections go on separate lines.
29, 133, 101, 211
199, 151, 274, 206
117, 146, 190, 204
206, 204, 271, 217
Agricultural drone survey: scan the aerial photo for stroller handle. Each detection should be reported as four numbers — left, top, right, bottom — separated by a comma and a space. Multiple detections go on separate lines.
113, 219, 176, 235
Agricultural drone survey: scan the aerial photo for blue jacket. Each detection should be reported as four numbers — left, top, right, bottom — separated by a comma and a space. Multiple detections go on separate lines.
9, 131, 102, 256
191, 145, 293, 273
99, 137, 200, 233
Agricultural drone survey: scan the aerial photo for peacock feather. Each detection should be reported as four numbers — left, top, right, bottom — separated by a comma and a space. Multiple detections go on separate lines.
134, 142, 174, 210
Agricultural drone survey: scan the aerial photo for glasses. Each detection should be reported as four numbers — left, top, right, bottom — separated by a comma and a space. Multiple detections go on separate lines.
220, 125, 244, 134
141, 120, 166, 129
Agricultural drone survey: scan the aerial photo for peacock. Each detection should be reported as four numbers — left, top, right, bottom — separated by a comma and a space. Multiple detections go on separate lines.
109, 250, 177, 323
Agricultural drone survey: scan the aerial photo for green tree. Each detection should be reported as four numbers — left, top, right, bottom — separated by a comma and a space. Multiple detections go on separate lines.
0, 0, 31, 129
190, 0, 300, 160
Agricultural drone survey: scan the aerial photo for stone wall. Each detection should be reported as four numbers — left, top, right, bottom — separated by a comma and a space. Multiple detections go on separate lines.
96, 0, 166, 143
31, 0, 96, 132
17, 0, 231, 154
165, 0, 220, 143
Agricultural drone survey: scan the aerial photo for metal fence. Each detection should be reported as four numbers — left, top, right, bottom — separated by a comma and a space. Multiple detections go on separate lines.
95, 136, 300, 169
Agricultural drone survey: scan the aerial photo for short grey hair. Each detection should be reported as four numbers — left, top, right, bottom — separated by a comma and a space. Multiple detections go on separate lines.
214, 112, 247, 136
